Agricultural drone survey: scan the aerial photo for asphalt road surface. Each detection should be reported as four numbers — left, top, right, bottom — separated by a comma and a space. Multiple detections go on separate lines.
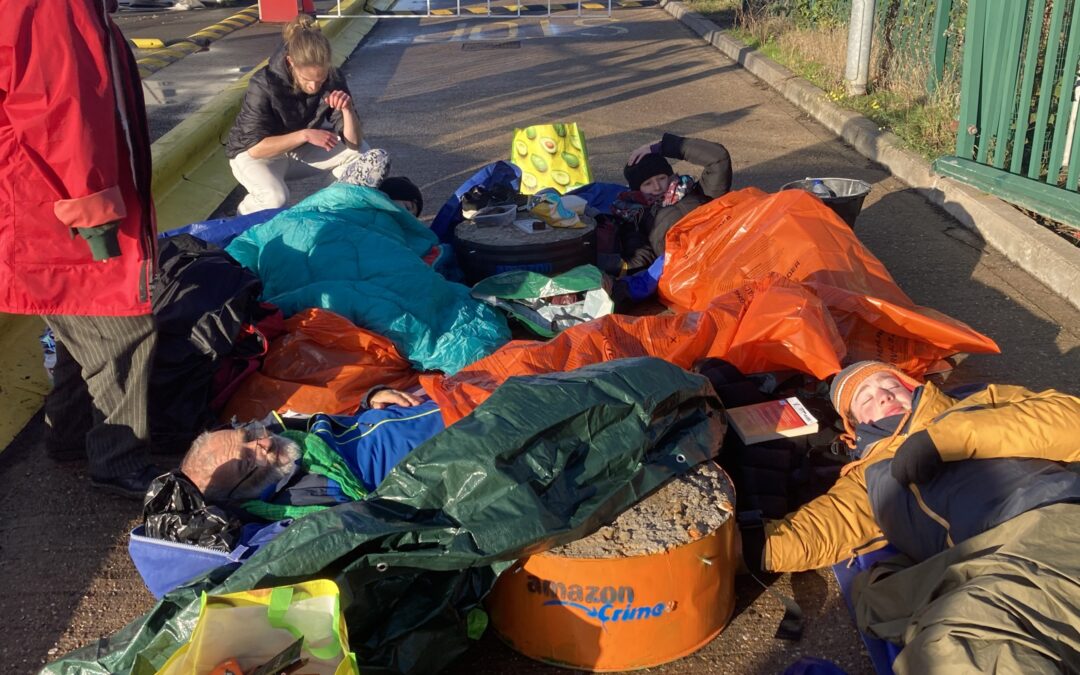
2, 3, 1078, 673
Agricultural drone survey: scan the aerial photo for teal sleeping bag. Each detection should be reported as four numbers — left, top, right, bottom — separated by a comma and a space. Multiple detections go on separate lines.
225, 183, 509, 374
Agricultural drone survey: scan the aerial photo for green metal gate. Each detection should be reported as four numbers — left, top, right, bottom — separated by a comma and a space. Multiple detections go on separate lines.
934, 0, 1080, 226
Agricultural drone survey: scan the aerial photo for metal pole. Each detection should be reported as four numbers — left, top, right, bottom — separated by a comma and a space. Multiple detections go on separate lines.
844, 0, 876, 96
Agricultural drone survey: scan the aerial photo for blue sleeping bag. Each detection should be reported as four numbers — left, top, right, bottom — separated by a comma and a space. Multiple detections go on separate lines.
225, 183, 510, 374
309, 401, 444, 493
161, 208, 285, 248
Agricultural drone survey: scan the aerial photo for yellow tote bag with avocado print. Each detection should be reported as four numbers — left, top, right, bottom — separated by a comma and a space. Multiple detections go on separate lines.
511, 123, 592, 195
156, 579, 359, 675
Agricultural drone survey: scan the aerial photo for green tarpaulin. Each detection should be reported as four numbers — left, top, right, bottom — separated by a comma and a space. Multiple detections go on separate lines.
470, 264, 613, 337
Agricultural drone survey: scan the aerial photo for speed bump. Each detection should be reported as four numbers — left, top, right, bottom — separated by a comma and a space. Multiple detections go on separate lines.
135, 5, 261, 79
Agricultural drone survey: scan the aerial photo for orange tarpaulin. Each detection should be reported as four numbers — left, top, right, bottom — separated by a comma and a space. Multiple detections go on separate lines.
659, 188, 999, 374
221, 308, 418, 422
422, 276, 845, 426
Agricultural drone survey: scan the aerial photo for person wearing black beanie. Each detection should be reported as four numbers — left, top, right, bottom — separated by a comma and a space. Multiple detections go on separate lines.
607, 132, 732, 287
623, 152, 674, 193
379, 176, 424, 217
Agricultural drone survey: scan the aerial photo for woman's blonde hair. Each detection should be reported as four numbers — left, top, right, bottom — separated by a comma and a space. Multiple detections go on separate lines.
282, 14, 331, 69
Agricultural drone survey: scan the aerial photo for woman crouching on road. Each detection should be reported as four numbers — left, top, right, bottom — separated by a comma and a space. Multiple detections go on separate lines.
226, 14, 367, 215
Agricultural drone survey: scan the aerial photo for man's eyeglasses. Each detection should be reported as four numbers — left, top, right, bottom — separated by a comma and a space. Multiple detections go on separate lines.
225, 465, 259, 502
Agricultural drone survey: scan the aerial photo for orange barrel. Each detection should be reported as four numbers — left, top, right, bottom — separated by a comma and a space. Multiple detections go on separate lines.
486, 464, 737, 672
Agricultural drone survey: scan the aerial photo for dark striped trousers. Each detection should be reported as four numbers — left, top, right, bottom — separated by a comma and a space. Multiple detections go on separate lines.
43, 314, 157, 479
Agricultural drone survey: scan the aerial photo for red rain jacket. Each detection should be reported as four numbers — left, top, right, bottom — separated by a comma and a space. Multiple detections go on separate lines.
0, 0, 156, 316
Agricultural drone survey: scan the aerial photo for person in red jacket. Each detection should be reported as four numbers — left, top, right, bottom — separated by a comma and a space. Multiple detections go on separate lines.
1, 0, 161, 498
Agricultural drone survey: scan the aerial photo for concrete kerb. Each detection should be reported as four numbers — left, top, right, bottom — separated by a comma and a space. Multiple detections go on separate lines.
660, 0, 1080, 312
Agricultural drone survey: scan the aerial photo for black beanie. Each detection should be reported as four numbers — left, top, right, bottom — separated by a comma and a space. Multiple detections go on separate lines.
379, 176, 424, 216
623, 153, 673, 191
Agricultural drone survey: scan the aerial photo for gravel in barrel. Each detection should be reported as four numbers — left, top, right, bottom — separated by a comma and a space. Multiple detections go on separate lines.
548, 461, 734, 559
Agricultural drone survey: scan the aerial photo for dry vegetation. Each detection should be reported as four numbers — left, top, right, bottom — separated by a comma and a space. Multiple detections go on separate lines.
686, 0, 962, 160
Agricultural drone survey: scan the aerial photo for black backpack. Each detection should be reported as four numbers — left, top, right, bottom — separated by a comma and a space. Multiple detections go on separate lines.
149, 235, 264, 453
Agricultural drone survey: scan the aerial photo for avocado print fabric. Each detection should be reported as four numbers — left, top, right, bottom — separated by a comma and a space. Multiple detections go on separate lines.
511, 123, 592, 194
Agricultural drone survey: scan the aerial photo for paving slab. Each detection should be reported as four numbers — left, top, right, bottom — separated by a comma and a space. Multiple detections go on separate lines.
4, 4, 1079, 673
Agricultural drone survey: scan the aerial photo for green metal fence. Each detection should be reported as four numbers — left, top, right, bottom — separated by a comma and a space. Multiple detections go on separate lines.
934, 0, 1080, 226
876, 0, 966, 92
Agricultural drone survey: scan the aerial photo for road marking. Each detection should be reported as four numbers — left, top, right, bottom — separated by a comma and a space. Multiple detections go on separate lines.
469, 20, 519, 39
375, 0, 655, 16
390, 13, 626, 43
573, 17, 628, 35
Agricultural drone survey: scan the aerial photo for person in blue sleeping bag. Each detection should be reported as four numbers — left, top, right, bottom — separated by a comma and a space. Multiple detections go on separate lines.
179, 387, 443, 519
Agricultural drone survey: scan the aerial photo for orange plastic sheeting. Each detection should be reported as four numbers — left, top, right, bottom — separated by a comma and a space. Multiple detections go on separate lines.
221, 308, 418, 422
659, 188, 999, 374
422, 275, 844, 426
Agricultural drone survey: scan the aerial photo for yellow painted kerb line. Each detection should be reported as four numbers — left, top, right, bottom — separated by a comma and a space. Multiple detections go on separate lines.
0, 0, 390, 456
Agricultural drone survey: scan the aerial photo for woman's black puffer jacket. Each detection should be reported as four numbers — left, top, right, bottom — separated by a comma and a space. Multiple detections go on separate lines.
226, 47, 352, 159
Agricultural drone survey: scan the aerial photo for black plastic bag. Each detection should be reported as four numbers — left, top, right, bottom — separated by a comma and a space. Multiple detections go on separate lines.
143, 470, 240, 553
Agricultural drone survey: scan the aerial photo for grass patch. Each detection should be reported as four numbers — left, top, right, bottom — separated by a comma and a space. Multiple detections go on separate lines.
681, 0, 741, 27
844, 90, 959, 159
